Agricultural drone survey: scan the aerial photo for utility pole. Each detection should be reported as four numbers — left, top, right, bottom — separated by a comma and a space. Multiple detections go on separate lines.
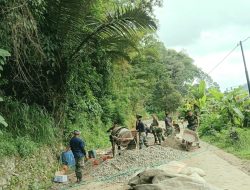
239, 41, 250, 95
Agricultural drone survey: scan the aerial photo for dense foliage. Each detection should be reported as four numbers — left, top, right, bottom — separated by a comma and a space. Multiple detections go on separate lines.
0, 0, 209, 157
181, 82, 250, 159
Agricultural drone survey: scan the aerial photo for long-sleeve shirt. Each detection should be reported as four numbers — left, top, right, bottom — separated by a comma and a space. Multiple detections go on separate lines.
70, 137, 86, 159
165, 116, 172, 128
136, 120, 146, 132
185, 115, 198, 129
151, 118, 159, 126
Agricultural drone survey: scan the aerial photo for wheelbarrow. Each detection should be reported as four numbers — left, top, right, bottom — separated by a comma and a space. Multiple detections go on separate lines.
181, 129, 199, 151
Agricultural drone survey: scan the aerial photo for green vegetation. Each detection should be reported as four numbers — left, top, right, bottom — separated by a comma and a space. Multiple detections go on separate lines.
182, 82, 250, 159
202, 128, 250, 159
0, 0, 208, 160
1, 1, 250, 189
0, 48, 9, 127
1, 0, 249, 162
0, 98, 55, 157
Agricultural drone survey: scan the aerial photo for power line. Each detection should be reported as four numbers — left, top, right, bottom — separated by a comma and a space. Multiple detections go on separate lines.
207, 36, 250, 75
208, 44, 239, 74
241, 36, 250, 43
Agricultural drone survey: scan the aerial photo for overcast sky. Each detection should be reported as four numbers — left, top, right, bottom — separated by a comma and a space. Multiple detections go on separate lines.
155, 0, 250, 91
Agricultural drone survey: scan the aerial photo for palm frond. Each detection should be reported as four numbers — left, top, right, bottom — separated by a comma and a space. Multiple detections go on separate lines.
68, 6, 157, 61
44, 0, 95, 45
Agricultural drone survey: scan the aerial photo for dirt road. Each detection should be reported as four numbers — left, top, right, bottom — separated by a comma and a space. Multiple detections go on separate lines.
56, 120, 250, 190
60, 141, 250, 190
183, 142, 250, 190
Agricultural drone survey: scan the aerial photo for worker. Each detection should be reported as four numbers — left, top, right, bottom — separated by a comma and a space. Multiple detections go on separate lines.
136, 115, 148, 149
151, 114, 165, 144
107, 121, 120, 149
173, 121, 180, 134
107, 122, 118, 140
135, 114, 141, 128
150, 114, 158, 144
185, 110, 198, 131
70, 130, 86, 183
185, 110, 200, 148
165, 112, 173, 136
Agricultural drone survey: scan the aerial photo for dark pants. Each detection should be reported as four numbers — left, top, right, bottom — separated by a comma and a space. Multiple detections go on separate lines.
75, 157, 84, 181
187, 125, 197, 131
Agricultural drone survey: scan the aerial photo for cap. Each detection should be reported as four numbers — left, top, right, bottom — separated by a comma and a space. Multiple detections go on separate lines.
73, 130, 81, 135
136, 114, 142, 118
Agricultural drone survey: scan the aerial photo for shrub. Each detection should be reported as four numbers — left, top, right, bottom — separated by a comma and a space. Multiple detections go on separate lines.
0, 98, 56, 144
202, 128, 250, 159
0, 137, 17, 157
15, 137, 38, 158
199, 113, 226, 136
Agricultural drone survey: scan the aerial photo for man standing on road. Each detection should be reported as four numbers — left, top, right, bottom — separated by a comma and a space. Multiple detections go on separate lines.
136, 116, 148, 149
70, 130, 86, 183
185, 110, 198, 131
150, 114, 165, 144
185, 110, 200, 148
165, 112, 173, 136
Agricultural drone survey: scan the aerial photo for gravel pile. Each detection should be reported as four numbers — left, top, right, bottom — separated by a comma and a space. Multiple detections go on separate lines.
90, 145, 188, 182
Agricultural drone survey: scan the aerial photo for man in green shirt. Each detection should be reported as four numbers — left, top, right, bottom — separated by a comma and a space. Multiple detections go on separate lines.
185, 110, 200, 148
185, 110, 198, 131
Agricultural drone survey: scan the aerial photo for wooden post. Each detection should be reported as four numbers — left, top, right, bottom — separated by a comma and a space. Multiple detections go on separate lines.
240, 41, 250, 95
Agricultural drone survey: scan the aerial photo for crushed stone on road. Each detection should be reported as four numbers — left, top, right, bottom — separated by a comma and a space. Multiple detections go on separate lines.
89, 145, 188, 182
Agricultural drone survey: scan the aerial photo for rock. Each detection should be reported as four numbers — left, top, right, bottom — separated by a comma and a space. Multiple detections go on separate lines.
180, 166, 206, 177
128, 169, 171, 186
128, 167, 222, 190
157, 161, 187, 175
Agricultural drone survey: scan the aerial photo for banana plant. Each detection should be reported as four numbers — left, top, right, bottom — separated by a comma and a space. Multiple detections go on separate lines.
186, 80, 207, 113
209, 87, 244, 127
209, 89, 245, 143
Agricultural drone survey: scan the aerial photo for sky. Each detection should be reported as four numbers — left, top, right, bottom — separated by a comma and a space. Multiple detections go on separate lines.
155, 0, 250, 91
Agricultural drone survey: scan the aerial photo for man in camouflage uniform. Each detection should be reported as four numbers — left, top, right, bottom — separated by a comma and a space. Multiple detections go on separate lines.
136, 116, 148, 149
150, 115, 165, 144
185, 110, 198, 131
70, 130, 86, 183
165, 112, 173, 136
185, 110, 200, 147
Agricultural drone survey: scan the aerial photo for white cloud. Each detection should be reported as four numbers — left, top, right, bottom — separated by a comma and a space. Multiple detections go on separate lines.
155, 0, 250, 90
194, 50, 249, 91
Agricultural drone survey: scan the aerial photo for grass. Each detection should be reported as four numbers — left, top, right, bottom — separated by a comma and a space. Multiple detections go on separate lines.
0, 131, 46, 157
0, 98, 57, 157
63, 112, 111, 150
0, 97, 128, 158
202, 128, 250, 160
